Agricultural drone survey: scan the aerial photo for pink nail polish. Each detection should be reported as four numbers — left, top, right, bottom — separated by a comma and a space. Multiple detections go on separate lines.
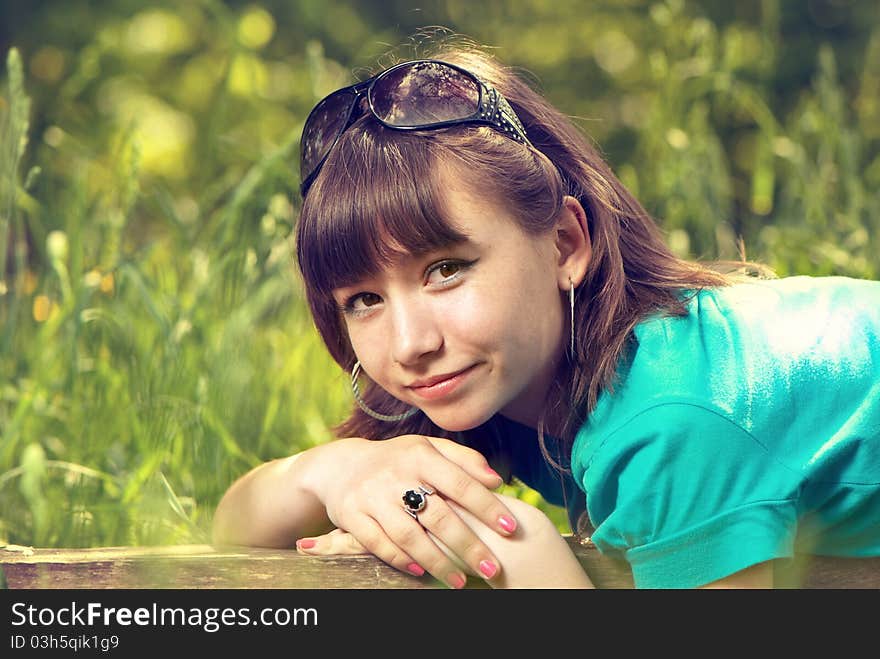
499, 515, 517, 533
448, 573, 466, 589
297, 538, 316, 550
479, 560, 498, 579
406, 563, 425, 577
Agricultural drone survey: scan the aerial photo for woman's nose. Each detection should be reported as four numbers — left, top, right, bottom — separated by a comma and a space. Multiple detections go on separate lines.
389, 300, 443, 366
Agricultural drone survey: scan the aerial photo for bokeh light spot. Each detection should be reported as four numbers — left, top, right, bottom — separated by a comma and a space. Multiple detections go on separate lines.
30, 46, 65, 82
593, 30, 637, 76
126, 9, 193, 55
33, 295, 54, 322
238, 6, 276, 50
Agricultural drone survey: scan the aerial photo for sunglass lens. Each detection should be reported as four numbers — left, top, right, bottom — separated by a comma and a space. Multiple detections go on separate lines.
300, 87, 358, 182
371, 62, 480, 127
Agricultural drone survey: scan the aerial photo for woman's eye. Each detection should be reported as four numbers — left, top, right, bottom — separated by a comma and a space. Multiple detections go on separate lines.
426, 260, 473, 284
355, 293, 381, 308
344, 292, 382, 313
436, 262, 461, 278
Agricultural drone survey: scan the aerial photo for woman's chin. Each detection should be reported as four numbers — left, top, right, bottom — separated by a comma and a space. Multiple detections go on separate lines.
422, 407, 496, 433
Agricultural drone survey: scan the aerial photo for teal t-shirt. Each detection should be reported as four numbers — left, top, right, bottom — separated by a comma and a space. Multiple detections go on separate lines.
570, 276, 880, 588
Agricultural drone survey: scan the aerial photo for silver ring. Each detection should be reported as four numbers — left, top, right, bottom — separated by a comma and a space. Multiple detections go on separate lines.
402, 485, 434, 519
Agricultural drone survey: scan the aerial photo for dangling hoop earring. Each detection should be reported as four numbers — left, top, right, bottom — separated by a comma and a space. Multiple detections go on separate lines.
569, 278, 576, 360
350, 361, 419, 423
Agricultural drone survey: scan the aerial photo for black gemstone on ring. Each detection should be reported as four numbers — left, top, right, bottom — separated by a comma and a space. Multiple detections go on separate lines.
403, 489, 426, 512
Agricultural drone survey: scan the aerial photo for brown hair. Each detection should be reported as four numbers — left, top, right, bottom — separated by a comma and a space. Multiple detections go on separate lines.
295, 39, 738, 467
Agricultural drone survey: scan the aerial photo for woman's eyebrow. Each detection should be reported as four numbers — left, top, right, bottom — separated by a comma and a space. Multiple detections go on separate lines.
389, 237, 475, 264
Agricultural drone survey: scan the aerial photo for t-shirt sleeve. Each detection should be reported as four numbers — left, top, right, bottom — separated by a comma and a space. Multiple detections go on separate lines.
580, 402, 800, 588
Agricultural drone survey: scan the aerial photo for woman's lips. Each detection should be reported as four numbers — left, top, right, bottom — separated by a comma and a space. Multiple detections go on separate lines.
407, 364, 478, 401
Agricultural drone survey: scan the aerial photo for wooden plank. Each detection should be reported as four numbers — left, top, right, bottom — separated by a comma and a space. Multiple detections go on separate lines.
2, 539, 878, 589
774, 553, 880, 589
0, 545, 442, 590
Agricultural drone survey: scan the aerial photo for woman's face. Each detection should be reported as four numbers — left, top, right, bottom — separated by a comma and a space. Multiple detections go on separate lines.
332, 172, 570, 432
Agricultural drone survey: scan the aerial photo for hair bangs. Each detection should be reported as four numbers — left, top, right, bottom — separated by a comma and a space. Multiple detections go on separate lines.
297, 120, 469, 297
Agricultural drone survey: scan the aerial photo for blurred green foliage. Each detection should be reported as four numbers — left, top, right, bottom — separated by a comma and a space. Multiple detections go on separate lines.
0, 1, 878, 547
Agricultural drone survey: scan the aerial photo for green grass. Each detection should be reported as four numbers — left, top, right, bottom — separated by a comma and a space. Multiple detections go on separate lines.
0, 45, 352, 546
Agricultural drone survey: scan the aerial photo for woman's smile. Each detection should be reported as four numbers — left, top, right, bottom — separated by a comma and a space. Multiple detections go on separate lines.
406, 363, 482, 401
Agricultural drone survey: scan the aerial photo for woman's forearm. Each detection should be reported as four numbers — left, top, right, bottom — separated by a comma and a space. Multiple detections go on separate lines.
211, 447, 336, 548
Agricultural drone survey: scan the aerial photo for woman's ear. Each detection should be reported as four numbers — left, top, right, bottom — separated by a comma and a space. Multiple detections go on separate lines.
554, 195, 591, 290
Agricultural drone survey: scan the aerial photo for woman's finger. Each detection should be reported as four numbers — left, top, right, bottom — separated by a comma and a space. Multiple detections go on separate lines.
365, 500, 474, 588
305, 485, 492, 587
424, 436, 506, 489
296, 528, 368, 555
410, 443, 519, 539
395, 483, 500, 583
329, 516, 455, 583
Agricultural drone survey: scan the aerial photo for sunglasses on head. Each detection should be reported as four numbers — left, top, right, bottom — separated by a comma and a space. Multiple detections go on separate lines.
298, 59, 533, 198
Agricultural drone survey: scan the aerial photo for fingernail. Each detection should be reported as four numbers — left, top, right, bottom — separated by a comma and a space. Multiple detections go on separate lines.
448, 573, 466, 589
296, 538, 316, 550
479, 560, 498, 579
406, 563, 425, 577
485, 465, 501, 479
499, 515, 517, 533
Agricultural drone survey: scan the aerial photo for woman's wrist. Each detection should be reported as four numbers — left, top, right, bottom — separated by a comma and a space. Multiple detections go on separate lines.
297, 436, 367, 506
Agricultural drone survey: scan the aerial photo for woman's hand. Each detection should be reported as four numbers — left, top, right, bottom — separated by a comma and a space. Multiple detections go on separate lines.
299, 434, 518, 589
298, 493, 595, 589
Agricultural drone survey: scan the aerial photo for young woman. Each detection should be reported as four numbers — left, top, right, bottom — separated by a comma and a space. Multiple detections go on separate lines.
212, 45, 880, 589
